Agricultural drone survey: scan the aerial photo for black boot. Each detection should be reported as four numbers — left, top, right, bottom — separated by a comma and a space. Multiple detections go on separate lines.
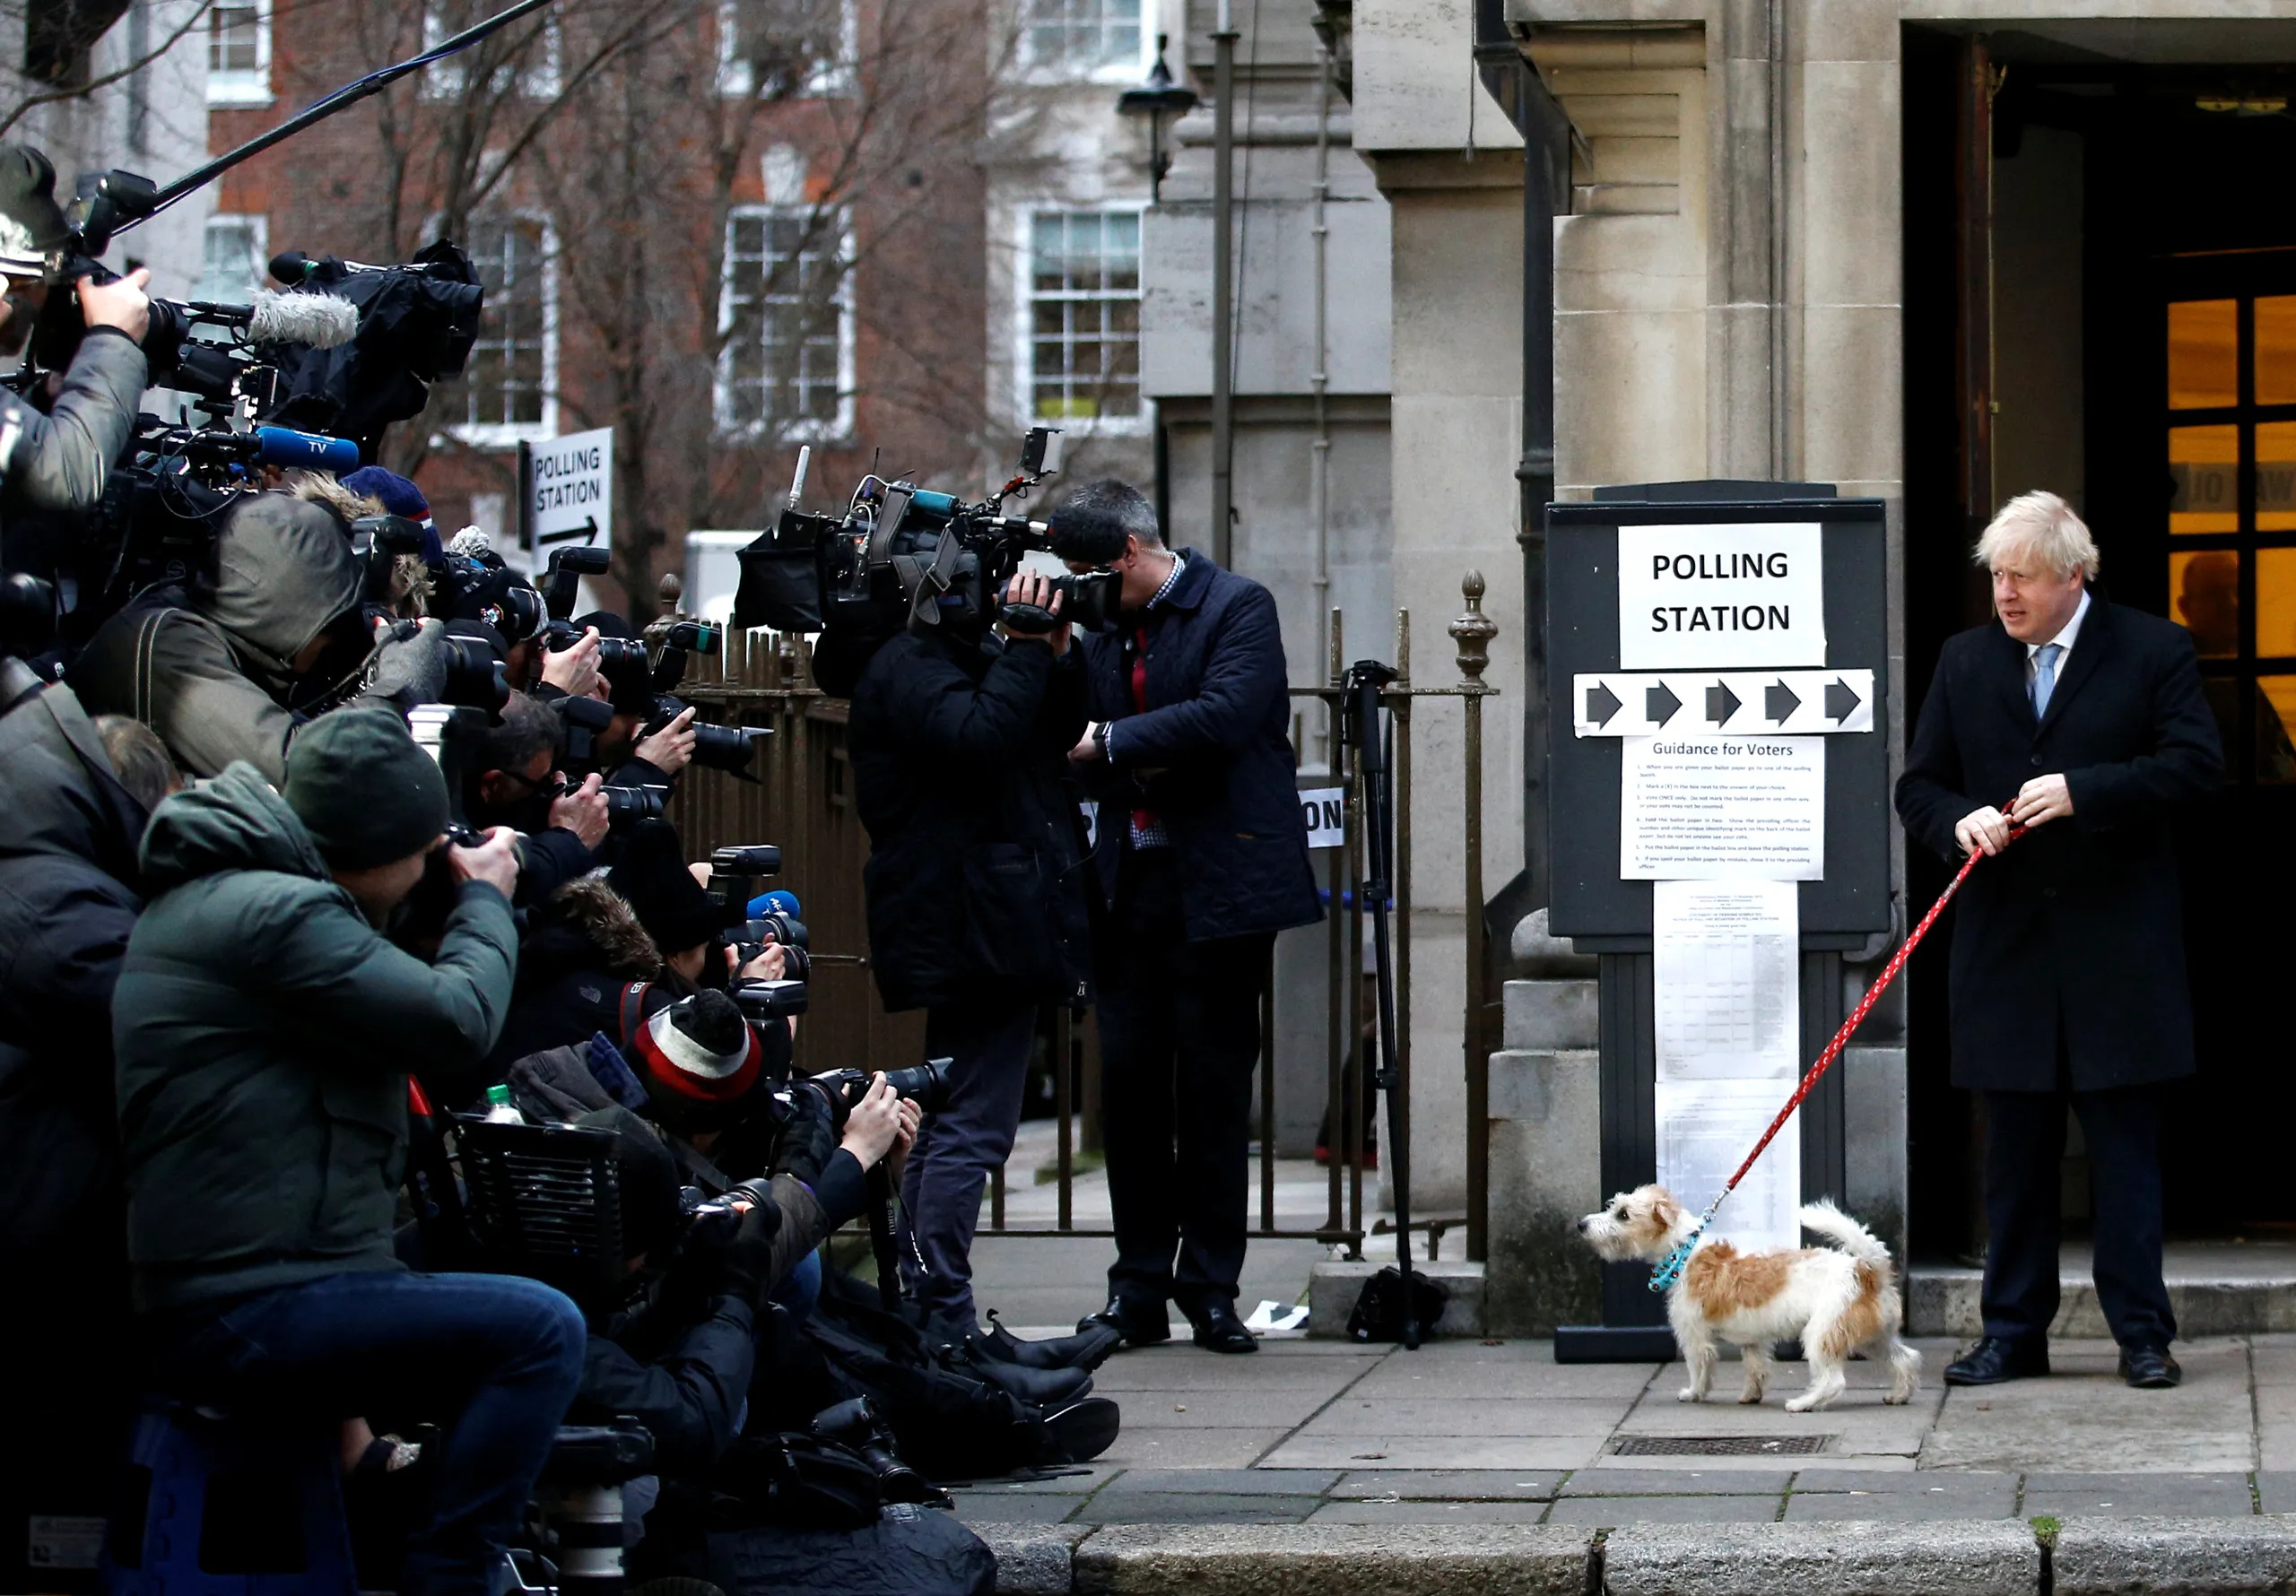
981, 1310, 1124, 1372
937, 1333, 1096, 1405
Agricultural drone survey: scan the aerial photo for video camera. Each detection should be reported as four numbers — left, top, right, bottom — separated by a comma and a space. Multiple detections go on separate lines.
730, 428, 1122, 645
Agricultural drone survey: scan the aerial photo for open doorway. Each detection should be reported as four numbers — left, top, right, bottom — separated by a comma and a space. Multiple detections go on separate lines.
1904, 27, 2296, 1260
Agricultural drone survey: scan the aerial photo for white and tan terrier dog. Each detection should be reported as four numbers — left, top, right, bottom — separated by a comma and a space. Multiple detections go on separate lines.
1578, 1185, 1921, 1412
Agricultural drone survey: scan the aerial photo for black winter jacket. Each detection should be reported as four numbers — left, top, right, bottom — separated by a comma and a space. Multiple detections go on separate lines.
1075, 551, 1321, 941
0, 684, 146, 1260
848, 628, 1095, 1012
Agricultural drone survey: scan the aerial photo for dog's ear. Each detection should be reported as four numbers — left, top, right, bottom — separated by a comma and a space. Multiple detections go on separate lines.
1651, 1190, 1683, 1227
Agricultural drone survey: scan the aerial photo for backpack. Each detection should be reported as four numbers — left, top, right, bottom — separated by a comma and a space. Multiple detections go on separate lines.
1345, 1265, 1450, 1343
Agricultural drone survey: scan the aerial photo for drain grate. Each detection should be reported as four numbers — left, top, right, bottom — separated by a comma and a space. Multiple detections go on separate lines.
1610, 1435, 1832, 1457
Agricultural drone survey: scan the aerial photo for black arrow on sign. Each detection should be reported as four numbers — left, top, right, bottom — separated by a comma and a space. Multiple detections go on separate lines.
1585, 681, 1622, 728
1825, 678, 1863, 724
1646, 681, 1683, 727
1706, 681, 1742, 724
1766, 680, 1802, 724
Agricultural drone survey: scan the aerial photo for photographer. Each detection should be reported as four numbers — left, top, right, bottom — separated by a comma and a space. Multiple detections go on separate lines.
465, 689, 607, 905
0, 682, 166, 1579
71, 484, 455, 783
847, 562, 1093, 1345
116, 708, 583, 1594
1057, 480, 1319, 1355
578, 612, 697, 786
0, 145, 151, 568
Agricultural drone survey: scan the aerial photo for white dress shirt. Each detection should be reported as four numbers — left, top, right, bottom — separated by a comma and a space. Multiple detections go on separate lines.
2026, 585, 2092, 690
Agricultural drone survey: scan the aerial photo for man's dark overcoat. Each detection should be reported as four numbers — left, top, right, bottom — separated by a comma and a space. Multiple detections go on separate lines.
1895, 595, 2222, 1091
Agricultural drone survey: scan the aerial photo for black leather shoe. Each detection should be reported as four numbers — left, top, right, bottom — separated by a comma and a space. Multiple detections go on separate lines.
1183, 1299, 1258, 1355
2118, 1344, 2182, 1389
1082, 1297, 1170, 1349
984, 1311, 1124, 1372
1944, 1336, 2050, 1385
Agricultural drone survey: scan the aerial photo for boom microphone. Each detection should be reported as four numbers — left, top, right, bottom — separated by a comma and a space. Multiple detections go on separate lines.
239, 289, 361, 348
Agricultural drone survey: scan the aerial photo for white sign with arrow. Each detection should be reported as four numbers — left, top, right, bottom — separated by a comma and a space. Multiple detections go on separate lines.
1571, 670, 1874, 739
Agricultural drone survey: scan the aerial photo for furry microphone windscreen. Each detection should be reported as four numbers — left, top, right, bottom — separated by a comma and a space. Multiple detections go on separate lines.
245, 289, 360, 349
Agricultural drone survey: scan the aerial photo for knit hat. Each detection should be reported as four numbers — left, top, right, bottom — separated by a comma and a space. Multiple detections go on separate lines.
340, 468, 444, 566
630, 989, 763, 1126
0, 145, 66, 277
607, 819, 737, 953
284, 706, 449, 870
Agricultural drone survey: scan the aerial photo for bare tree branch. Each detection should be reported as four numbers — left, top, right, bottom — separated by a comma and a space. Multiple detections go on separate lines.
0, 0, 219, 137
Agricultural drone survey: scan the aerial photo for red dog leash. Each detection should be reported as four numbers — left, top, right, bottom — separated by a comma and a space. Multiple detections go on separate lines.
1648, 817, 2023, 1289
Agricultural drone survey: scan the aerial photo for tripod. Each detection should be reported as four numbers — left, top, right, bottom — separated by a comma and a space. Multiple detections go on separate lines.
1341, 658, 1420, 1349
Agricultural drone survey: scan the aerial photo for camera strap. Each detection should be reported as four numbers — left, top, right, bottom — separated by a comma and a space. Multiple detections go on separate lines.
131, 605, 191, 726
616, 979, 654, 1049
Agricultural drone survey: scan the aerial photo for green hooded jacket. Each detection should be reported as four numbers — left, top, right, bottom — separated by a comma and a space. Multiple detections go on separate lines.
114, 763, 517, 1313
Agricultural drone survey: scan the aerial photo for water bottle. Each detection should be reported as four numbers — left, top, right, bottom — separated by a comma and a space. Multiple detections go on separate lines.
483, 1083, 525, 1125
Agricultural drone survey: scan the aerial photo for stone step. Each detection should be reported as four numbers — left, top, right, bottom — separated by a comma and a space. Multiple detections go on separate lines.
1909, 1247, 2296, 1337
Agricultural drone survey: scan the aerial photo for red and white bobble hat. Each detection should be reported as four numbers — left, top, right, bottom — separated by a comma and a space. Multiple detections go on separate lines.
631, 989, 762, 1119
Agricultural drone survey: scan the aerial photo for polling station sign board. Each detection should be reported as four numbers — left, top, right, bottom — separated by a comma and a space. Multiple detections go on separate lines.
1544, 492, 1891, 948
521, 426, 614, 555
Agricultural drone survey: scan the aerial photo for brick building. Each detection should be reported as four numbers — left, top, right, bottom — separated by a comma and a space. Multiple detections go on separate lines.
201, 0, 1004, 615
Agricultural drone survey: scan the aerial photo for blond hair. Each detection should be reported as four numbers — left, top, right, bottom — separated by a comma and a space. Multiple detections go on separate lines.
1974, 490, 2099, 582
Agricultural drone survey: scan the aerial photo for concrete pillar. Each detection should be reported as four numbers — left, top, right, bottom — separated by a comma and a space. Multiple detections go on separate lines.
1368, 148, 1526, 1215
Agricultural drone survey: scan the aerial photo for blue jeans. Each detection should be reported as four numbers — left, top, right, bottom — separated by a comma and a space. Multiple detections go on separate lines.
770, 1247, 823, 1322
149, 1270, 586, 1596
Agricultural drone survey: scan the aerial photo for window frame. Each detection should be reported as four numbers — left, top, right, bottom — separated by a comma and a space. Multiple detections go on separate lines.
196, 213, 270, 303
714, 202, 858, 445
422, 1, 563, 100
1013, 203, 1148, 438
1016, 0, 1154, 86
445, 209, 561, 450
716, 0, 859, 100
205, 0, 273, 107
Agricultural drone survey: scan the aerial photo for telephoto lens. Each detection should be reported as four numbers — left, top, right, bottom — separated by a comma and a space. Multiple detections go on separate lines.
811, 1397, 939, 1505
600, 784, 667, 828
594, 635, 649, 675
438, 635, 510, 716
806, 1057, 952, 1117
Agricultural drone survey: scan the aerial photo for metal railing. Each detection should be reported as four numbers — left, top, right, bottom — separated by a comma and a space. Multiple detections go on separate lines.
665, 571, 1500, 1262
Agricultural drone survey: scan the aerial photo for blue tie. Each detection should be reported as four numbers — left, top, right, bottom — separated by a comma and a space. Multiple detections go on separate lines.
2031, 642, 2062, 719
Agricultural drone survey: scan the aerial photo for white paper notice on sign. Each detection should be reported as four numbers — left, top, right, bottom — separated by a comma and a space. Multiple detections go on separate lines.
1621, 736, 1824, 880
1656, 1079, 1802, 1252
1299, 786, 1346, 849
1654, 880, 1798, 1081
526, 425, 615, 553
1618, 523, 1824, 670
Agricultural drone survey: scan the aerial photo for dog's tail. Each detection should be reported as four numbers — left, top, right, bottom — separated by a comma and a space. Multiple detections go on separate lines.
1798, 1200, 1891, 1268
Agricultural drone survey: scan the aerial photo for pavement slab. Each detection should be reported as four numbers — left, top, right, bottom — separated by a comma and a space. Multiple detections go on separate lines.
2021, 1470, 2257, 1518
1920, 1338, 2255, 1471
1559, 1467, 1796, 1496
1295, 1395, 1631, 1437
1306, 1498, 1555, 1523
1331, 1469, 1565, 1499
1255, 1435, 1608, 1470
1090, 1427, 1295, 1469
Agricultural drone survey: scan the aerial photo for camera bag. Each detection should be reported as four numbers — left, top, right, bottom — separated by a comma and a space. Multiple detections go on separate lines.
1345, 1264, 1451, 1343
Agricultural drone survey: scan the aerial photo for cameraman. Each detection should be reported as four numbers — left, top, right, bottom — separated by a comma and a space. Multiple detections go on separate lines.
465, 690, 607, 904
71, 485, 454, 783
117, 707, 582, 1594
847, 563, 1093, 1344
0, 144, 152, 582
580, 613, 696, 788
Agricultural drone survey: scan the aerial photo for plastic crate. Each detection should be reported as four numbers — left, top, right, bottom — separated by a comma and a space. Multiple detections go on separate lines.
453, 1116, 625, 1303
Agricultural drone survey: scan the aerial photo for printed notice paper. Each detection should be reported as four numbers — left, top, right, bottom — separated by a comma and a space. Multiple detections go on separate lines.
1655, 1079, 1803, 1253
1653, 880, 1798, 1082
1617, 523, 1825, 671
1621, 735, 1824, 880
